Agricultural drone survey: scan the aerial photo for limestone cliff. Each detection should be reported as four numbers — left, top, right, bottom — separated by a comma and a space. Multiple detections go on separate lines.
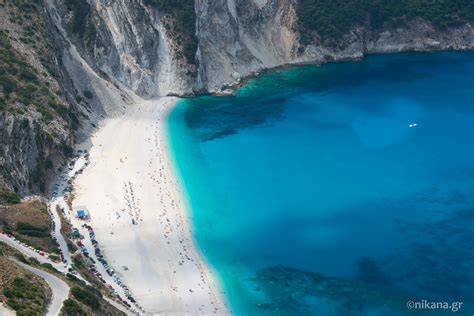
47, 0, 195, 97
195, 0, 299, 93
0, 1, 75, 195
194, 0, 474, 93
45, 0, 474, 96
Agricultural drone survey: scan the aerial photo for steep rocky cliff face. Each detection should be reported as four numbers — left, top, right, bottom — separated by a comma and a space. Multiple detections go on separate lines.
0, 113, 63, 194
194, 0, 299, 93
48, 0, 195, 97
194, 0, 474, 93
45, 0, 473, 96
0, 0, 77, 195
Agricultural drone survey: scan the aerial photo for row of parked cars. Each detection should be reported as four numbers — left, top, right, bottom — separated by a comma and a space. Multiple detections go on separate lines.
50, 151, 93, 270
46, 207, 68, 267
0, 231, 48, 258
73, 224, 142, 312
53, 150, 143, 313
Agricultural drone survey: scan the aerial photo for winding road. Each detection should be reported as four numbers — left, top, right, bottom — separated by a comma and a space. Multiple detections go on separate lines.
10, 258, 70, 316
0, 235, 64, 271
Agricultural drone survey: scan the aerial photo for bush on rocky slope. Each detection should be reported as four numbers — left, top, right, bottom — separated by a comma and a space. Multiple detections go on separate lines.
71, 286, 101, 310
60, 298, 87, 316
0, 189, 21, 204
0, 29, 66, 124
0, 257, 51, 316
64, 0, 96, 46
0, 199, 59, 254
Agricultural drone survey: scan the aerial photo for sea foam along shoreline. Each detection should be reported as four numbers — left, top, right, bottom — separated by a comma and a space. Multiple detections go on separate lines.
160, 99, 232, 315
72, 97, 229, 315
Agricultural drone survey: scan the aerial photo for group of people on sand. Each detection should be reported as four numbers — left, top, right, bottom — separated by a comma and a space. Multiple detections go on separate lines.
148, 117, 222, 314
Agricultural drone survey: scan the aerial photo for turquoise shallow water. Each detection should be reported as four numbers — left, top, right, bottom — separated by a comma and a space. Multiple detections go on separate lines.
167, 52, 474, 315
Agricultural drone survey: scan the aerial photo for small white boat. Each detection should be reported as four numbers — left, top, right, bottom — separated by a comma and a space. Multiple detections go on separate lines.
409, 123, 418, 128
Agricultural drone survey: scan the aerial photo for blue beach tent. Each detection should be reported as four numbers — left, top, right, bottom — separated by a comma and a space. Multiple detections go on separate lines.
76, 209, 88, 219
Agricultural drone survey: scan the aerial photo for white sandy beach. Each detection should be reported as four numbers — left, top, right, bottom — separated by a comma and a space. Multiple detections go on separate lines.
72, 97, 228, 315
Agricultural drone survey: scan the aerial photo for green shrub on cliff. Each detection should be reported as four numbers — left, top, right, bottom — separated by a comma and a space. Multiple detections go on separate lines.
0, 189, 21, 204
4, 276, 49, 315
83, 90, 93, 99
16, 222, 49, 237
71, 286, 101, 310
64, 0, 96, 45
0, 29, 66, 123
60, 298, 87, 316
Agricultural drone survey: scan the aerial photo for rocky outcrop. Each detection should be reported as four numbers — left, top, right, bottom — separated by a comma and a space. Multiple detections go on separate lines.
0, 114, 37, 193
365, 19, 474, 53
0, 112, 67, 194
195, 0, 299, 93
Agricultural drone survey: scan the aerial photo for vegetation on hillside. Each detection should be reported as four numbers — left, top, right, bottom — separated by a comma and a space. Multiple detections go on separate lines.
0, 199, 59, 254
3, 276, 49, 315
83, 89, 93, 99
60, 298, 87, 315
0, 0, 79, 194
144, 0, 198, 64
0, 256, 50, 316
297, 0, 474, 44
64, 0, 97, 46
0, 30, 67, 124
15, 221, 50, 237
0, 241, 125, 316
0, 189, 21, 204
71, 286, 101, 310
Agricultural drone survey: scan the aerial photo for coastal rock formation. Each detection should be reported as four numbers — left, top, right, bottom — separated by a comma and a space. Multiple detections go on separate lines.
194, 0, 474, 93
195, 0, 299, 93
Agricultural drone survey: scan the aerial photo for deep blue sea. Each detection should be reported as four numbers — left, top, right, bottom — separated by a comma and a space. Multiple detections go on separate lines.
167, 52, 474, 316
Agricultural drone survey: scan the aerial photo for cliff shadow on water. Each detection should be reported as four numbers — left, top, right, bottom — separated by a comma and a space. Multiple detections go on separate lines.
180, 51, 473, 142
